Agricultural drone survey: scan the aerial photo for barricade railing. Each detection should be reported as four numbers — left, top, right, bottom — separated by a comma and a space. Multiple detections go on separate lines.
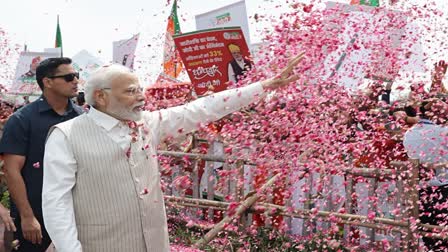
159, 148, 447, 251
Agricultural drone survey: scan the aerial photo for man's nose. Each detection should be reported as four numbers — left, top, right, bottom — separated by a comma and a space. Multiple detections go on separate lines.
74, 77, 79, 84
136, 91, 145, 101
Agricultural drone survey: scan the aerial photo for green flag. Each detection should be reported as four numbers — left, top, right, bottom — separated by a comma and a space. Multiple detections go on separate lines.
55, 15, 63, 55
360, 0, 379, 6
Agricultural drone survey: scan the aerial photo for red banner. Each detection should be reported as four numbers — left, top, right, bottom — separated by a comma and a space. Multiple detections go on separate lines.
174, 27, 252, 96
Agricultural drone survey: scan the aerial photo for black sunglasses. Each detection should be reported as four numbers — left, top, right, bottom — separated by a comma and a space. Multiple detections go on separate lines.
47, 72, 80, 82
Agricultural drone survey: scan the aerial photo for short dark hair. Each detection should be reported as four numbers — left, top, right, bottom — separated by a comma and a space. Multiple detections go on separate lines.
36, 57, 72, 91
404, 106, 417, 117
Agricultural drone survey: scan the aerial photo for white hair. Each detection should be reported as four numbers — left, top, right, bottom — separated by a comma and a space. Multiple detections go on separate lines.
85, 64, 133, 106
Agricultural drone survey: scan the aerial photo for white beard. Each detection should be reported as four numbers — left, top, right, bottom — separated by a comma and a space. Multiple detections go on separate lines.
107, 97, 143, 121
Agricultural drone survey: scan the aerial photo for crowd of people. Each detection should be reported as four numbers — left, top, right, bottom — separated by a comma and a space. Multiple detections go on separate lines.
335, 61, 448, 250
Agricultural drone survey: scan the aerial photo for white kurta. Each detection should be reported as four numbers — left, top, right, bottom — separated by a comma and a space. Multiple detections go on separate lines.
42, 82, 265, 252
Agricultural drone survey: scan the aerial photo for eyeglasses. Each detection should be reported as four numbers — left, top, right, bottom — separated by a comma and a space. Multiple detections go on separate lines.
47, 72, 80, 82
102, 86, 144, 96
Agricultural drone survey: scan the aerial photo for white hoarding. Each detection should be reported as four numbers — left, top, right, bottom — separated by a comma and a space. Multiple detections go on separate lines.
195, 0, 251, 45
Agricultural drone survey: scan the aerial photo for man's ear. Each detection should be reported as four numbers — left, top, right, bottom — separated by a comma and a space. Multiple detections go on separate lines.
94, 89, 108, 107
43, 77, 52, 90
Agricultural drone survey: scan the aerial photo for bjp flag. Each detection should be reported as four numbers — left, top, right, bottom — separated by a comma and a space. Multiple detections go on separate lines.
163, 0, 184, 78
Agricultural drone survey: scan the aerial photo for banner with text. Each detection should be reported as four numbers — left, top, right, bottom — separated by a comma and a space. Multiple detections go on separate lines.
174, 27, 251, 96
195, 0, 251, 45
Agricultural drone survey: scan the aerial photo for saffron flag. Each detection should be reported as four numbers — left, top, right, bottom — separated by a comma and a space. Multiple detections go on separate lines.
350, 0, 380, 6
163, 0, 183, 78
55, 15, 63, 55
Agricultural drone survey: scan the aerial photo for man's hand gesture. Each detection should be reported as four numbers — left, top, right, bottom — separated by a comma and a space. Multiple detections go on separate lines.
261, 52, 305, 90
21, 216, 42, 244
431, 60, 448, 93
433, 60, 447, 83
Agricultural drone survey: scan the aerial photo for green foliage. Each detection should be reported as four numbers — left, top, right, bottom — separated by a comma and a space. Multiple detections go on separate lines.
219, 227, 348, 252
0, 190, 10, 209
0, 177, 9, 209
169, 216, 205, 246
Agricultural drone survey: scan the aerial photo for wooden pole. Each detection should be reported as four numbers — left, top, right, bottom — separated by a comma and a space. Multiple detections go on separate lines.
194, 173, 281, 248
164, 196, 448, 240
158, 151, 399, 178
160, 152, 442, 245
344, 174, 354, 241
259, 202, 409, 227
407, 159, 420, 250
158, 150, 226, 162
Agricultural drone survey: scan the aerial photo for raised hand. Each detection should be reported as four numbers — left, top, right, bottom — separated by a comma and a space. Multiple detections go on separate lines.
261, 52, 305, 90
432, 60, 447, 86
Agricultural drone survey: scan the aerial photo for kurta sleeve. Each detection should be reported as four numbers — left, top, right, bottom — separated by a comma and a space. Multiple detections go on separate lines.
145, 82, 266, 144
43, 128, 82, 252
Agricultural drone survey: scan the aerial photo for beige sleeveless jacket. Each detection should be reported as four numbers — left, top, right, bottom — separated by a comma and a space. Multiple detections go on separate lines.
55, 114, 169, 252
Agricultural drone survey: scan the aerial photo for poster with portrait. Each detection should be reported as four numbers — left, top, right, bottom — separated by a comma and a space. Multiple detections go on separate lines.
9, 51, 60, 96
173, 27, 252, 96
113, 33, 139, 70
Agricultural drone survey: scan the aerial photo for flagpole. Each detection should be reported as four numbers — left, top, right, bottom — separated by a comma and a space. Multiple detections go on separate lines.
174, 59, 177, 79
173, 0, 178, 79
55, 15, 63, 57
58, 15, 63, 57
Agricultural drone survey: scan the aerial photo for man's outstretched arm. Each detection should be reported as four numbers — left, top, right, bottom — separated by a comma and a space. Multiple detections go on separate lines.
151, 53, 305, 142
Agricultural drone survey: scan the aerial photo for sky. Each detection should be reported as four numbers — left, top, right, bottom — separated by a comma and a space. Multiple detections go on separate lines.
0, 0, 314, 85
0, 1, 299, 64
